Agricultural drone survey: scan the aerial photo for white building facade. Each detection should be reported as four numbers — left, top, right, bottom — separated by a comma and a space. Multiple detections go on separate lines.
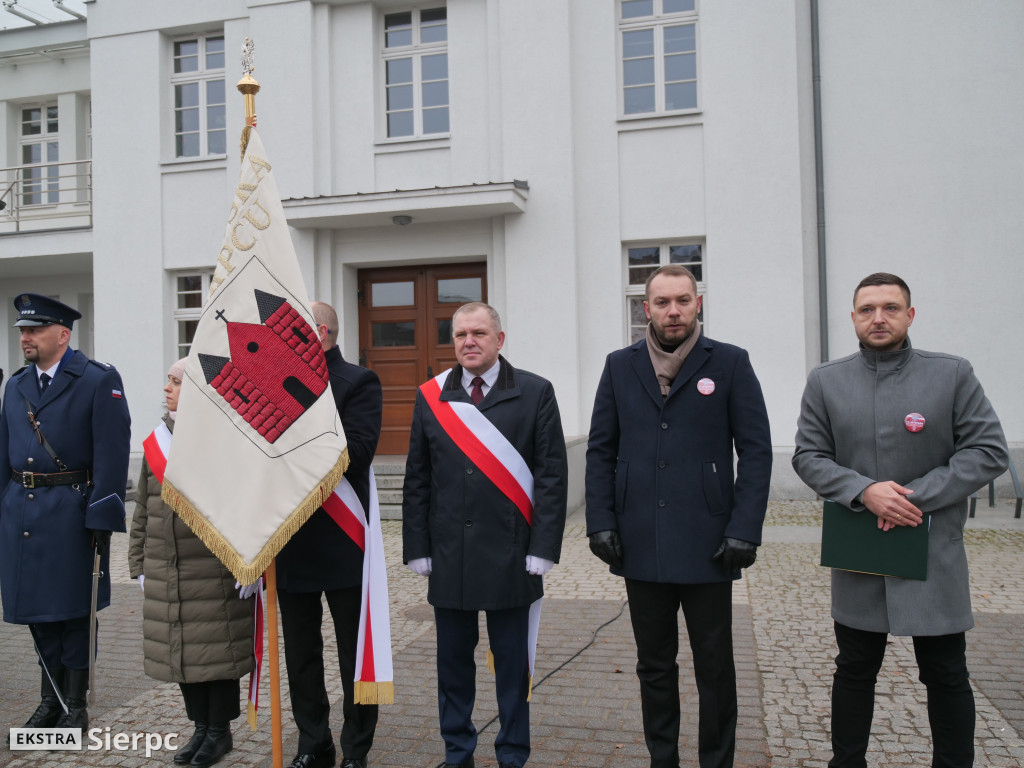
1, 0, 1021, 502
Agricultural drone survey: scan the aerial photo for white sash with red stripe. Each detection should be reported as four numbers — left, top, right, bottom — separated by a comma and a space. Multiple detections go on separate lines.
143, 422, 266, 725
420, 370, 543, 689
321, 470, 394, 704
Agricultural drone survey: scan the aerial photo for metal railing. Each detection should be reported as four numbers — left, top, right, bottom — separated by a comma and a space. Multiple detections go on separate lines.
0, 158, 92, 232
970, 457, 1023, 519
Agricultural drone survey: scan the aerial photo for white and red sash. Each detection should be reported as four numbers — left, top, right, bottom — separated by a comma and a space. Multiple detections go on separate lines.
419, 370, 534, 524
321, 469, 394, 704
144, 422, 266, 725
420, 370, 543, 691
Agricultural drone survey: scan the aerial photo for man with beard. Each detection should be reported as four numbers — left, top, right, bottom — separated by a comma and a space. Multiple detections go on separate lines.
586, 265, 772, 768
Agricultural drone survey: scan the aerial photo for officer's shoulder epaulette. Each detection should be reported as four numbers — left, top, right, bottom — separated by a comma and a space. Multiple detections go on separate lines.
88, 359, 117, 371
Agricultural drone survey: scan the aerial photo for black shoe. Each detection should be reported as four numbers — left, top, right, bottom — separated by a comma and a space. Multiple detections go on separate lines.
189, 724, 232, 768
26, 667, 65, 728
443, 758, 474, 768
341, 758, 366, 768
498, 763, 520, 768
54, 668, 88, 730
173, 722, 208, 765
288, 744, 337, 768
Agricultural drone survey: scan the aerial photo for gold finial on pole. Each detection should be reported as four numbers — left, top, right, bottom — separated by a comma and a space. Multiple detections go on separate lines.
237, 38, 260, 158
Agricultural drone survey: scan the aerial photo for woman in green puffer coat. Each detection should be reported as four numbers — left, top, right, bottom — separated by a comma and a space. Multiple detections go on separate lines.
128, 359, 254, 768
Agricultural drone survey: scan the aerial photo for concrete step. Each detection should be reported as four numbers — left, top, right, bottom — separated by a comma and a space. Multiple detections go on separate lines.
380, 503, 403, 520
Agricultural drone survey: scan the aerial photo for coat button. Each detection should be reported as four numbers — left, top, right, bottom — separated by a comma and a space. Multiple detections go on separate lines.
658, 500, 666, 507
466, 467, 473, 474
23, 531, 30, 538
27, 494, 34, 500
465, 519, 473, 527
26, 457, 34, 465
661, 422, 668, 429
658, 461, 666, 468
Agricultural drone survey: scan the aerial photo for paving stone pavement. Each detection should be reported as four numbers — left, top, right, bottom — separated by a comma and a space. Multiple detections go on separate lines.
1, 500, 1022, 767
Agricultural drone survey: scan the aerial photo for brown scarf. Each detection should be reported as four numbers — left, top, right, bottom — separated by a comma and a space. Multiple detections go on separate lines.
646, 321, 701, 398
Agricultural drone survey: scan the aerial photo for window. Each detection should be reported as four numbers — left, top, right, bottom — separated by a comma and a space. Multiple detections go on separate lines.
625, 243, 704, 342
382, 7, 449, 138
173, 271, 214, 357
619, 0, 698, 116
171, 34, 226, 157
20, 104, 59, 206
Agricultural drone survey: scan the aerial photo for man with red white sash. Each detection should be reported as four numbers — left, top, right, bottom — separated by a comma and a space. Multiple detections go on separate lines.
403, 302, 568, 768
275, 302, 385, 768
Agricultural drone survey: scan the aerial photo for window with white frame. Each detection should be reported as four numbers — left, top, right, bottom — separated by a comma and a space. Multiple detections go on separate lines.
619, 0, 698, 116
173, 271, 214, 358
382, 6, 449, 138
625, 243, 704, 342
20, 104, 59, 206
171, 34, 226, 158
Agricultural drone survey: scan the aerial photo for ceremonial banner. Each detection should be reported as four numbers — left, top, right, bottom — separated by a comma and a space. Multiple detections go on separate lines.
162, 128, 348, 584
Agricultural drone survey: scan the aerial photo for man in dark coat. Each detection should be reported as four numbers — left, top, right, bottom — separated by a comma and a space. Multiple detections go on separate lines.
586, 266, 772, 768
276, 301, 383, 768
403, 302, 568, 768
0, 293, 131, 731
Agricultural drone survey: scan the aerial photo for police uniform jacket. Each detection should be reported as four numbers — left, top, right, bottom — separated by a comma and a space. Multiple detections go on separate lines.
402, 357, 568, 611
585, 334, 773, 584
275, 346, 383, 592
128, 415, 254, 683
793, 340, 1008, 636
0, 348, 131, 623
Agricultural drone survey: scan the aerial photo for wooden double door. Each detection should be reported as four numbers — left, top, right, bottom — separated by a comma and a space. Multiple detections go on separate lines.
358, 263, 487, 455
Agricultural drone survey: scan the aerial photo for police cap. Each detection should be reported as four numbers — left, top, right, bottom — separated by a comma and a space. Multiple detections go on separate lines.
12, 293, 82, 329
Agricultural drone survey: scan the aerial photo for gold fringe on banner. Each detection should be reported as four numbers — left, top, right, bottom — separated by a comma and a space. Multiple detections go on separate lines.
162, 446, 349, 585
354, 680, 394, 706
240, 125, 252, 162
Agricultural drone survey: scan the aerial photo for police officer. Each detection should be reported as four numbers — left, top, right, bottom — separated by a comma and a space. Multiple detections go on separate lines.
0, 293, 131, 731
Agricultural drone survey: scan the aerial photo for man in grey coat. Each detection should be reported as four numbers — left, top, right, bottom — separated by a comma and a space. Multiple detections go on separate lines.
793, 272, 1009, 768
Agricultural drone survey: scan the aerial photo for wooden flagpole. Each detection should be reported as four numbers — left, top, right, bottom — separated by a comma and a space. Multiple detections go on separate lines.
236, 39, 283, 768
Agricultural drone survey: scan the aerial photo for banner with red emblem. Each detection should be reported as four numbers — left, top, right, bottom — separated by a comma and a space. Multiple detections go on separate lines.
161, 128, 348, 584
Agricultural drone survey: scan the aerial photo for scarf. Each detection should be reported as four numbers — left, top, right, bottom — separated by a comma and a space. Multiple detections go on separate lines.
646, 321, 701, 397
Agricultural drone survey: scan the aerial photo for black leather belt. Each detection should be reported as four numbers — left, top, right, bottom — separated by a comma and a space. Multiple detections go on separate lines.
12, 469, 91, 489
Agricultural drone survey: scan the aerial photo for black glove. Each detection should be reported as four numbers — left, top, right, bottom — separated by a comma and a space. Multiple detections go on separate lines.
89, 529, 111, 556
589, 530, 624, 570
713, 537, 757, 572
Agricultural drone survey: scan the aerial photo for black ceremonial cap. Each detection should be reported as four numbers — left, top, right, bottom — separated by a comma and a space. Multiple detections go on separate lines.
12, 293, 82, 329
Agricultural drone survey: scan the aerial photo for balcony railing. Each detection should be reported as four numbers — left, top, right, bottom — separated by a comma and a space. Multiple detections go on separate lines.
0, 159, 92, 233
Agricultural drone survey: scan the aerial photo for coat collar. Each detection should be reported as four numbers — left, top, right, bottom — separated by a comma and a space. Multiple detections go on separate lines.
629, 333, 713, 407
16, 347, 83, 410
439, 356, 519, 410
858, 337, 913, 372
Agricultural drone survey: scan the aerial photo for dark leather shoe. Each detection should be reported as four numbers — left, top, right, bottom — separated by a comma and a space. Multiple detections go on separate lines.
443, 758, 474, 768
498, 764, 520, 768
189, 724, 232, 767
173, 723, 208, 764
288, 744, 337, 768
340, 759, 366, 768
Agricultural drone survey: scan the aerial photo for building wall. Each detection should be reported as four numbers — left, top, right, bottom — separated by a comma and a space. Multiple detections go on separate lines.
1, 0, 1020, 498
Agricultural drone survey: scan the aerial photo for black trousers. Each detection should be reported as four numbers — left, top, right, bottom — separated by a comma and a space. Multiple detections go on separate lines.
179, 679, 241, 725
277, 586, 378, 759
830, 621, 975, 768
31, 617, 92, 672
434, 605, 532, 768
625, 579, 737, 768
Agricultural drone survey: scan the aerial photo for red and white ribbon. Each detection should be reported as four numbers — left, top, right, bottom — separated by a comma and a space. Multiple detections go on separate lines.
322, 469, 394, 704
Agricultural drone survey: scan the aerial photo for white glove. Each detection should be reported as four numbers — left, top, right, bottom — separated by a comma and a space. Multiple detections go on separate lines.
138, 575, 145, 591
525, 555, 554, 576
235, 577, 262, 599
408, 557, 432, 576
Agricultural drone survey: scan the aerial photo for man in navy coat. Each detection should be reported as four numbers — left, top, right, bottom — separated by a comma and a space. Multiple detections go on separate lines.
403, 302, 568, 768
586, 266, 772, 768
276, 301, 383, 768
0, 293, 131, 731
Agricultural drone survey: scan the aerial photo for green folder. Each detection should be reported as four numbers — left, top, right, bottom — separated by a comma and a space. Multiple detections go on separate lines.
820, 500, 929, 580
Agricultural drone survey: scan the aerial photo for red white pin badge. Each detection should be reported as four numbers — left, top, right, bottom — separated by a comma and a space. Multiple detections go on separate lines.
697, 378, 715, 395
904, 413, 925, 432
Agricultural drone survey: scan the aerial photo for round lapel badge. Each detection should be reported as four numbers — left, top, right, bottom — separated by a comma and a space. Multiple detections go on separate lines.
697, 378, 715, 396
904, 413, 925, 433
